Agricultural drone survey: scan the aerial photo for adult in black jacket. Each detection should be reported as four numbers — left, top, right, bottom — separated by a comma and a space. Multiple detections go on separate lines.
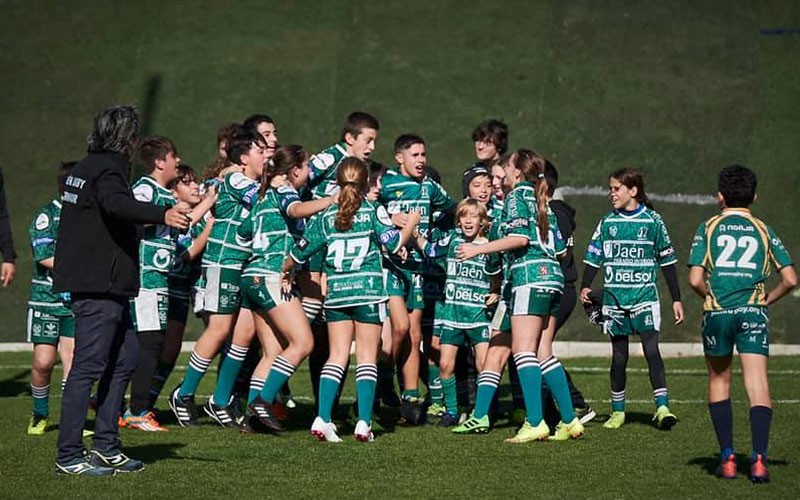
53, 105, 189, 476
0, 165, 16, 286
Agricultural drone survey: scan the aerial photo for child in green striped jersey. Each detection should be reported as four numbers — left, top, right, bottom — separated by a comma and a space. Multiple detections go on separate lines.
169, 130, 267, 427
457, 149, 584, 443
418, 199, 500, 426
580, 168, 684, 431
26, 162, 77, 436
206, 145, 335, 431
285, 158, 419, 441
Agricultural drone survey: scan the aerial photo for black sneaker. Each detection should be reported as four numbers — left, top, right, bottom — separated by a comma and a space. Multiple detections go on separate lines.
90, 449, 144, 473
169, 385, 199, 427
247, 396, 284, 432
204, 399, 244, 429
54, 452, 116, 477
437, 412, 460, 428
575, 406, 597, 425
400, 398, 425, 426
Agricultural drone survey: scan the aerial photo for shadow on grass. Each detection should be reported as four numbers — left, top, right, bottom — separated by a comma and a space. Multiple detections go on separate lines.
121, 442, 218, 464
687, 454, 789, 477
0, 370, 30, 397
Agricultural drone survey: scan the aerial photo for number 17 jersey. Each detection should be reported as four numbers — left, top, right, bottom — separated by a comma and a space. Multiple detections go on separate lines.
688, 208, 793, 311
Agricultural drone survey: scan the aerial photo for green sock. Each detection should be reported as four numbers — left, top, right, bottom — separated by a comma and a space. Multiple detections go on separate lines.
212, 343, 248, 406
473, 371, 501, 419
402, 389, 420, 400
31, 384, 49, 417
249, 377, 264, 404
513, 352, 543, 424
441, 375, 458, 415
541, 356, 575, 423
318, 363, 345, 423
611, 390, 626, 412
355, 364, 378, 425
260, 356, 296, 403
180, 351, 212, 397
428, 363, 443, 404
654, 388, 668, 408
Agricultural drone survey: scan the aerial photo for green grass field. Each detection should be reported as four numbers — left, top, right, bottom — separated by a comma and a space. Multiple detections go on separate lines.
0, 352, 797, 499
2, 1, 799, 342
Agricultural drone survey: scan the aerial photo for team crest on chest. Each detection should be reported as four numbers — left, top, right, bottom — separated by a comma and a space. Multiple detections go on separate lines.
609, 225, 618, 237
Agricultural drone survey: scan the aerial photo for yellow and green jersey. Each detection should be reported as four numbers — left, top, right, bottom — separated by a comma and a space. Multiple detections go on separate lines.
203, 171, 259, 270
423, 230, 501, 329
688, 208, 793, 311
290, 200, 403, 309
28, 200, 70, 316
501, 181, 566, 292
584, 205, 677, 308
132, 176, 177, 294
239, 184, 301, 279
378, 170, 456, 268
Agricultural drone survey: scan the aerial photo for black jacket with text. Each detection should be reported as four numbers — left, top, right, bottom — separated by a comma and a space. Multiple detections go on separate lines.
53, 152, 168, 297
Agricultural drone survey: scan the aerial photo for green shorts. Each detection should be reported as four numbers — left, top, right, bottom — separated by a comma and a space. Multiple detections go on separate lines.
203, 266, 242, 314
240, 275, 291, 313
702, 306, 769, 357
510, 286, 561, 317
439, 324, 490, 346
326, 302, 387, 325
26, 309, 74, 344
385, 266, 424, 311
603, 302, 661, 337
130, 290, 169, 332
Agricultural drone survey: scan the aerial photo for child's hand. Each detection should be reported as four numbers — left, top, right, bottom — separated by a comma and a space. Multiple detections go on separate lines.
391, 212, 409, 228
672, 301, 684, 325
579, 287, 593, 304
455, 243, 480, 261
485, 293, 500, 306
406, 209, 422, 226
270, 174, 287, 188
397, 246, 409, 263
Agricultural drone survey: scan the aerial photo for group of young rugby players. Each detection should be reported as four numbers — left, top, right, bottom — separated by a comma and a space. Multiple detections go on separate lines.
25, 112, 795, 482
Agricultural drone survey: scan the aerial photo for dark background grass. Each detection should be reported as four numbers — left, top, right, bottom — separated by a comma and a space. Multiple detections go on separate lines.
1, 0, 799, 342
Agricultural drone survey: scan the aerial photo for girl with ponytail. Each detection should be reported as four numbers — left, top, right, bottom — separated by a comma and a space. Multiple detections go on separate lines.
206, 145, 336, 431
456, 148, 585, 442
283, 157, 420, 442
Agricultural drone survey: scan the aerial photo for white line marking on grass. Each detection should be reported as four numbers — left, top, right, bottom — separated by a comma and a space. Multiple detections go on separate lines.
560, 186, 717, 205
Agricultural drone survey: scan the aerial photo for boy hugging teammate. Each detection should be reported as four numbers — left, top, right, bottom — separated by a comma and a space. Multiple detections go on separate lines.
124, 136, 183, 431
379, 134, 456, 423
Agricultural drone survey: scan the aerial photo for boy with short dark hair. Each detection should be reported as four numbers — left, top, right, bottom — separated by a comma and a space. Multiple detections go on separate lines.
379, 134, 456, 424
124, 136, 182, 431
688, 165, 796, 483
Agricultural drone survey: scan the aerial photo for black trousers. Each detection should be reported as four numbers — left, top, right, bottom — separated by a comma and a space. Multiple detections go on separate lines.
57, 295, 139, 462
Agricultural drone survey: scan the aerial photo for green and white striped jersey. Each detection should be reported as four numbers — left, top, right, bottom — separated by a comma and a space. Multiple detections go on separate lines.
290, 200, 403, 308
307, 142, 348, 200
132, 176, 177, 294
27, 200, 70, 315
584, 205, 677, 308
378, 170, 456, 267
501, 181, 566, 292
203, 171, 259, 270
239, 185, 301, 278
423, 230, 500, 329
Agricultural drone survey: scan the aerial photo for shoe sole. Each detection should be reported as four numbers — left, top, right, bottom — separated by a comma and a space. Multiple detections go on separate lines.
310, 429, 341, 442
354, 433, 374, 442
658, 415, 677, 430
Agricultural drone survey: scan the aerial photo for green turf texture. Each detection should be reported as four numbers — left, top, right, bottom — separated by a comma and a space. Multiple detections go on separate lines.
1, 0, 799, 342
0, 352, 797, 499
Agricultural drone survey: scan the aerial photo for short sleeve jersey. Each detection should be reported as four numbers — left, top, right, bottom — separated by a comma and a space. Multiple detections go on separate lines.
239, 185, 300, 278
202, 171, 259, 269
132, 176, 177, 294
424, 230, 501, 329
688, 208, 793, 311
584, 205, 677, 308
27, 200, 70, 315
291, 200, 402, 309
501, 182, 566, 292
307, 142, 349, 200
378, 170, 456, 267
